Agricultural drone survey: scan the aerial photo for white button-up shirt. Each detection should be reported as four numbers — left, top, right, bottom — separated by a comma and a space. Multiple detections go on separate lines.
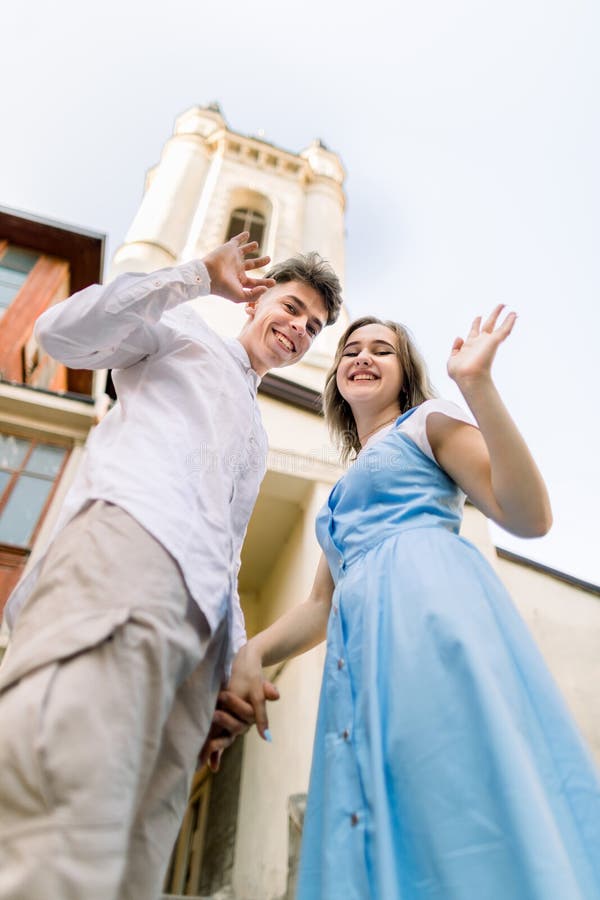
4, 260, 268, 673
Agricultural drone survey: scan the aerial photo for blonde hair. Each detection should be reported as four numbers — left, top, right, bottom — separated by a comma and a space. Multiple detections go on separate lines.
323, 316, 436, 464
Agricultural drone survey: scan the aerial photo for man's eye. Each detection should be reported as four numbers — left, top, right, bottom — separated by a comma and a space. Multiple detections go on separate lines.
308, 326, 317, 336
285, 303, 296, 313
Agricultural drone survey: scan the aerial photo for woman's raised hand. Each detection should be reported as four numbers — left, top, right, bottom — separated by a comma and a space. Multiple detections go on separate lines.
447, 304, 517, 386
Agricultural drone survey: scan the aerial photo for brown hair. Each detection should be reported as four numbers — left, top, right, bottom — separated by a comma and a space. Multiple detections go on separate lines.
323, 316, 436, 463
266, 252, 343, 325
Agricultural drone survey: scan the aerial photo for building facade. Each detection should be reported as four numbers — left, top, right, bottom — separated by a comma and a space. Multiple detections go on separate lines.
110, 106, 599, 899
0, 208, 105, 623
1, 107, 598, 899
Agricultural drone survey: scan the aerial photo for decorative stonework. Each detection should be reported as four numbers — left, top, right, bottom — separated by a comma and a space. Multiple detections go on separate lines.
110, 104, 348, 382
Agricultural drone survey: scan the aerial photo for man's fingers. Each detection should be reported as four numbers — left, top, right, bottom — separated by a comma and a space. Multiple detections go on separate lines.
232, 231, 250, 245
209, 749, 224, 773
201, 733, 236, 770
217, 690, 255, 723
199, 731, 236, 764
244, 254, 272, 270
244, 285, 270, 301
243, 275, 276, 289
213, 709, 251, 736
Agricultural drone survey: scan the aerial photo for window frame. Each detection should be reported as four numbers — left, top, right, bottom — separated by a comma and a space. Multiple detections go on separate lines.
225, 206, 267, 258
0, 243, 41, 320
0, 431, 71, 551
163, 767, 212, 895
223, 189, 273, 262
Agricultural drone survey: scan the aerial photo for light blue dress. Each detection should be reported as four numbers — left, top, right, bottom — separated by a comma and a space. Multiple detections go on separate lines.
297, 405, 600, 900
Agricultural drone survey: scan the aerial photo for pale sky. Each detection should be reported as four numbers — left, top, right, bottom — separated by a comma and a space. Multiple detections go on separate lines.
1, 0, 598, 584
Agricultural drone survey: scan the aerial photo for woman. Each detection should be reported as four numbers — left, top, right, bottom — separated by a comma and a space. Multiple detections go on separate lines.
228, 306, 600, 899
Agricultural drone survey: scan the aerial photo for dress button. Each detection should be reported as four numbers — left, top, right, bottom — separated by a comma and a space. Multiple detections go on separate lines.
342, 729, 350, 741
350, 812, 359, 827
337, 658, 344, 670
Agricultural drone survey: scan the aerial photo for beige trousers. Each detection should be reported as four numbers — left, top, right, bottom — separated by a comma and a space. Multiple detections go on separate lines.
0, 501, 227, 900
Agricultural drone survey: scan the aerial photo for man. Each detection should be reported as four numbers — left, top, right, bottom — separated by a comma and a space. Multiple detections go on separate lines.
0, 232, 342, 900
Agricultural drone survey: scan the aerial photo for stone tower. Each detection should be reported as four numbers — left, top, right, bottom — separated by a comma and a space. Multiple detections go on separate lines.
110, 104, 348, 388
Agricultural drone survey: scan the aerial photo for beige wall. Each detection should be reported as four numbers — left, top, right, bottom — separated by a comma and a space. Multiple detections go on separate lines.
463, 503, 600, 762
463, 505, 600, 761
233, 482, 330, 899
497, 556, 600, 762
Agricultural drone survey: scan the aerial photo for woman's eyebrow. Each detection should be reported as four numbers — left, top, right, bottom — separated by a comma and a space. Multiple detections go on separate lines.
343, 339, 396, 351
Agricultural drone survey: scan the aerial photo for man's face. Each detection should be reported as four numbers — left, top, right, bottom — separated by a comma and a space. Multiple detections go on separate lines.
239, 280, 328, 376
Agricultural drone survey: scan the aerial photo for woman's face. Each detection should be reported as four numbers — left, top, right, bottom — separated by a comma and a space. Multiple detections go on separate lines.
336, 323, 404, 413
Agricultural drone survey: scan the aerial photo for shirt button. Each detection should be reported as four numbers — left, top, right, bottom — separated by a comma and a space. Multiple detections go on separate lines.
333, 605, 338, 616
337, 658, 344, 670
342, 729, 350, 741
350, 812, 359, 827
195, 275, 202, 282
153, 280, 162, 287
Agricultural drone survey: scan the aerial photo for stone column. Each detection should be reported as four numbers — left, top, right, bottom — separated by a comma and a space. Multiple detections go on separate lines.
301, 141, 346, 282
300, 140, 348, 357
110, 106, 224, 277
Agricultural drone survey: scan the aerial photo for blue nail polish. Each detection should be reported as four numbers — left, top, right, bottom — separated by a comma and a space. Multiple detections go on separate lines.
264, 729, 273, 743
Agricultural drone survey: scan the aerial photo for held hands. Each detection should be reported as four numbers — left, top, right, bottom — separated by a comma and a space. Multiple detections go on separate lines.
448, 304, 517, 386
202, 232, 275, 303
199, 642, 279, 773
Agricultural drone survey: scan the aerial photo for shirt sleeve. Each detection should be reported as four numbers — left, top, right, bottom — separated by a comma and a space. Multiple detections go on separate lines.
230, 542, 248, 655
230, 588, 248, 656
34, 259, 211, 370
400, 398, 477, 463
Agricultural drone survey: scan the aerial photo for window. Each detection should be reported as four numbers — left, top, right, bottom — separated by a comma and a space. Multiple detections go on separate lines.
0, 434, 68, 547
225, 208, 266, 258
0, 246, 39, 320
163, 768, 212, 896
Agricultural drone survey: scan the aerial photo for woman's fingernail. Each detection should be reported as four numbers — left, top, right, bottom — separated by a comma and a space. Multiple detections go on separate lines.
264, 729, 273, 743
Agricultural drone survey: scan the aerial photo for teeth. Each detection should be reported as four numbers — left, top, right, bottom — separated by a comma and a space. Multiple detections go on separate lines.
275, 331, 294, 352
353, 374, 376, 381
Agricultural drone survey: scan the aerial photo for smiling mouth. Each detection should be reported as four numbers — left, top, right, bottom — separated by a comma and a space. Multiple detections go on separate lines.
350, 373, 378, 382
273, 328, 296, 353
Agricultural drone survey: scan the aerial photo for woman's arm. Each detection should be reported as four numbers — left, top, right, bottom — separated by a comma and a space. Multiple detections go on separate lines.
428, 306, 553, 538
228, 552, 334, 739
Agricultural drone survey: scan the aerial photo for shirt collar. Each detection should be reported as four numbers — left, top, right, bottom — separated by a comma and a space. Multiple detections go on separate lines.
224, 338, 261, 390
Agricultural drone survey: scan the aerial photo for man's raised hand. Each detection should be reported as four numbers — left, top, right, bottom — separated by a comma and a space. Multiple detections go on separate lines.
202, 232, 275, 303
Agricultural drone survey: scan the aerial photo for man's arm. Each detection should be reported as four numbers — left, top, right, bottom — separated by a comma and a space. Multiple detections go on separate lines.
199, 553, 333, 771
35, 232, 274, 370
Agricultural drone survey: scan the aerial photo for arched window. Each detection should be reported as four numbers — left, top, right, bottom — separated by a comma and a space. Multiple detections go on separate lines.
225, 207, 266, 258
